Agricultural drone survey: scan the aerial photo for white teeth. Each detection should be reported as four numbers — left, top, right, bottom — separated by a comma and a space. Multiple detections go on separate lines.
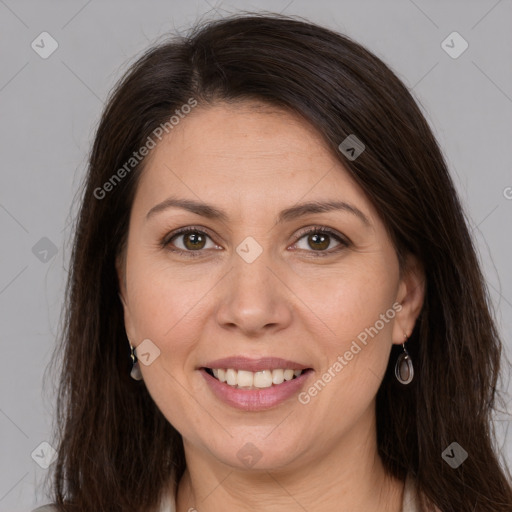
209, 368, 305, 388
253, 370, 273, 388
226, 369, 237, 386
283, 369, 295, 381
237, 370, 254, 388
272, 369, 284, 385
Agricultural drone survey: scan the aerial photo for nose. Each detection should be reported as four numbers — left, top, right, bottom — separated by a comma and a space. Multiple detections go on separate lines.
214, 247, 293, 337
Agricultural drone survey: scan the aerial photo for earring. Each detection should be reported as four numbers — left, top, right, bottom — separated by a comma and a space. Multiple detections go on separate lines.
130, 344, 143, 381
395, 333, 414, 385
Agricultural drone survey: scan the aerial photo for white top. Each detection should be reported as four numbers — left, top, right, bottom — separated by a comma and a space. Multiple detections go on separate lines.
32, 472, 421, 512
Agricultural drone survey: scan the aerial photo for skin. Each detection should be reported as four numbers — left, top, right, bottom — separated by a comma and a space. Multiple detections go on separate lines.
117, 101, 425, 512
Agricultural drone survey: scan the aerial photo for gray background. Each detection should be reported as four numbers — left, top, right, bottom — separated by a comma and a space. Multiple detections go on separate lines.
1, 0, 511, 510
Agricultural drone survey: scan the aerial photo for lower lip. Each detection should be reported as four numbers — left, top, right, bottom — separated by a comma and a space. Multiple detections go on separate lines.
200, 368, 313, 411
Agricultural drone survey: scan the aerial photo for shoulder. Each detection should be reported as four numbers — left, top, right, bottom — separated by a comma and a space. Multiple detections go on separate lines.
31, 505, 59, 512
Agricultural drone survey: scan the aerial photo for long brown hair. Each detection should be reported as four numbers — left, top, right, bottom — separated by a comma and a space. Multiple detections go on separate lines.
43, 12, 512, 511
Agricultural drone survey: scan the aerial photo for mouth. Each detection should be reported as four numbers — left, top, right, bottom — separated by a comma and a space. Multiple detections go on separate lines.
199, 356, 314, 410
203, 367, 313, 390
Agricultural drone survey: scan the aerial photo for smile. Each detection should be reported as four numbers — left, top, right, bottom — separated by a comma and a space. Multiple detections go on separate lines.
200, 364, 314, 411
205, 368, 306, 389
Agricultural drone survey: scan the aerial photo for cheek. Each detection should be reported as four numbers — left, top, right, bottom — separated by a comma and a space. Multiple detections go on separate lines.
292, 260, 398, 405
291, 258, 398, 345
126, 248, 211, 340
124, 257, 212, 434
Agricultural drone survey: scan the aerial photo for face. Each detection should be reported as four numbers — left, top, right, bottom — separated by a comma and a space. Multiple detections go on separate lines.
117, 101, 424, 472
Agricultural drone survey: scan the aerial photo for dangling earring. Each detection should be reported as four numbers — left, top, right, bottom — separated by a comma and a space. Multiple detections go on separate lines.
130, 343, 143, 381
395, 333, 414, 385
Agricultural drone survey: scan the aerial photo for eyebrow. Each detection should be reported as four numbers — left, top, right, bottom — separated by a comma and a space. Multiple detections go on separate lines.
146, 196, 371, 226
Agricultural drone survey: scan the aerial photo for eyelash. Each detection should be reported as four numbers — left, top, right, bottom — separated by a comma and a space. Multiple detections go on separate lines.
161, 225, 350, 259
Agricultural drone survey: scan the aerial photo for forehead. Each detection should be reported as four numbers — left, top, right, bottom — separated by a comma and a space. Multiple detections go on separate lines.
132, 101, 377, 223
150, 101, 332, 170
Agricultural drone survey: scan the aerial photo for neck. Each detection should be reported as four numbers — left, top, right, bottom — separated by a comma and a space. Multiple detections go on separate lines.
175, 407, 404, 512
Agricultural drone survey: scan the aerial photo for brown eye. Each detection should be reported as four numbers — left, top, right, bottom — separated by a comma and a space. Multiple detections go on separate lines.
181, 231, 207, 250
306, 232, 331, 251
293, 227, 349, 255
163, 228, 218, 257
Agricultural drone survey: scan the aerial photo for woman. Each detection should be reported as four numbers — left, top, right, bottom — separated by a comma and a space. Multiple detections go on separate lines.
35, 13, 512, 512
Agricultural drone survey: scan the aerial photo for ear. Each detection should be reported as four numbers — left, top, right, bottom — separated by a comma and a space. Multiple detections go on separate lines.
116, 252, 137, 344
392, 253, 425, 345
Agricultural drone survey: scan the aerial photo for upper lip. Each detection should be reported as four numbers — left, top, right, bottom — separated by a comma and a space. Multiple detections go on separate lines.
202, 357, 312, 372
